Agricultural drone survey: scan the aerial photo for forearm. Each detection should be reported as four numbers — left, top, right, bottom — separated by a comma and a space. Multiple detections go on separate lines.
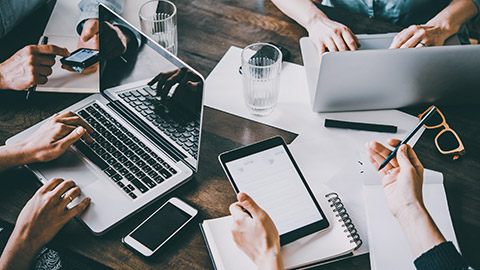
397, 204, 446, 258
0, 142, 33, 172
0, 231, 40, 270
271, 0, 329, 29
426, 0, 479, 38
77, 0, 126, 34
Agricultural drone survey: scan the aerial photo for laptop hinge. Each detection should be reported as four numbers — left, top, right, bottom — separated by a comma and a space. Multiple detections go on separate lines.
107, 100, 186, 163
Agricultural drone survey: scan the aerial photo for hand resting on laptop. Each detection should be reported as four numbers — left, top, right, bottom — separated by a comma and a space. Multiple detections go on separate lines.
0, 111, 93, 171
0, 111, 93, 269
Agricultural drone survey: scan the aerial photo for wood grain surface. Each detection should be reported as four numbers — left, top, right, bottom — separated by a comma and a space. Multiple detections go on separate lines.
0, 0, 478, 269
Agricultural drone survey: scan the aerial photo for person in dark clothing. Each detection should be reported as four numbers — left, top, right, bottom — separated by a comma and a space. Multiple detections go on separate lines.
227, 139, 471, 270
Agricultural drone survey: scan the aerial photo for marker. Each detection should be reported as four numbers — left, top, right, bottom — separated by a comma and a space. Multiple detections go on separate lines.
325, 119, 397, 133
378, 106, 437, 171
26, 36, 49, 100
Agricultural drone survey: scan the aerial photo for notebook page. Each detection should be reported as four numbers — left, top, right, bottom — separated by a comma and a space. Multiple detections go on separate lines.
225, 145, 323, 235
281, 188, 357, 268
202, 216, 256, 270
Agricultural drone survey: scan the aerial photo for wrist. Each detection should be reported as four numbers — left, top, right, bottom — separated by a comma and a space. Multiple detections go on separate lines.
395, 201, 427, 225
255, 245, 284, 270
303, 9, 329, 31
5, 228, 42, 263
426, 18, 459, 41
13, 141, 40, 164
0, 63, 7, 90
0, 142, 37, 171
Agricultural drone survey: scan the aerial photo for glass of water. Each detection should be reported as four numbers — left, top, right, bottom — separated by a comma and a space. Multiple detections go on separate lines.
241, 43, 282, 116
139, 0, 178, 55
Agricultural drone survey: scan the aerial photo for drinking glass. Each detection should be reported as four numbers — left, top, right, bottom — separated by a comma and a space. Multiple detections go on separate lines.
139, 0, 178, 55
241, 43, 282, 116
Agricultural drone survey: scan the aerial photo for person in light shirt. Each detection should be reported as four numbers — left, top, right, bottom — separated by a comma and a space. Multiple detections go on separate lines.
271, 0, 479, 53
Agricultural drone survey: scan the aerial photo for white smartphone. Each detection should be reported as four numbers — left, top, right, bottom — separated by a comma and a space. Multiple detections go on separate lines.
122, 197, 198, 257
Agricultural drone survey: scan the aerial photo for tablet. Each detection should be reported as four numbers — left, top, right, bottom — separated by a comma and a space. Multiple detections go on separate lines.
219, 136, 329, 245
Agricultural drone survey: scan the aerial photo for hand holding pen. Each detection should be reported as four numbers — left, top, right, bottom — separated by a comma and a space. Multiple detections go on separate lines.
377, 107, 437, 171
24, 37, 69, 99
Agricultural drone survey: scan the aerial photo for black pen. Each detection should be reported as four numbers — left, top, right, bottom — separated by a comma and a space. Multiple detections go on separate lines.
26, 36, 49, 100
325, 119, 397, 133
378, 106, 437, 171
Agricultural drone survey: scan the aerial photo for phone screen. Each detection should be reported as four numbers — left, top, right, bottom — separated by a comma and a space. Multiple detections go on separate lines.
65, 49, 98, 63
130, 202, 191, 251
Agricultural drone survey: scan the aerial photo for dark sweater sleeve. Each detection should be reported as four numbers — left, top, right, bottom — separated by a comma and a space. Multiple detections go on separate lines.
414, 241, 471, 270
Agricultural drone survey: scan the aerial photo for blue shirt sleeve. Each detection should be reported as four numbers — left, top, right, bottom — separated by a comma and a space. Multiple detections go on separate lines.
0, 0, 46, 39
77, 0, 125, 34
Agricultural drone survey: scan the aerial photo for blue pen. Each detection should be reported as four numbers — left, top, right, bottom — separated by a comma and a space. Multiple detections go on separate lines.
378, 106, 437, 171
26, 36, 49, 100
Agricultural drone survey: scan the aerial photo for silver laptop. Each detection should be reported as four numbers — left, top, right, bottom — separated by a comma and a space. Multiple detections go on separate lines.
300, 33, 480, 112
6, 5, 204, 235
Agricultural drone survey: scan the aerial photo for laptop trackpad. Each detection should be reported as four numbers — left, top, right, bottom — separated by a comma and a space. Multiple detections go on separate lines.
34, 149, 100, 189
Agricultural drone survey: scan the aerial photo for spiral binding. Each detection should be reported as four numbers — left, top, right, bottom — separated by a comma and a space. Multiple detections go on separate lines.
325, 192, 363, 250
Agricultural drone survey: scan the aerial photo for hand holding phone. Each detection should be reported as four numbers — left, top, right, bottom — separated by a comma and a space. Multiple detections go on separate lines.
122, 198, 197, 257
60, 48, 99, 73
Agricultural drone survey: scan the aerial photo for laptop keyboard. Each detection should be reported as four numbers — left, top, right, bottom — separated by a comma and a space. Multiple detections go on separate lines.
75, 103, 178, 199
118, 87, 200, 158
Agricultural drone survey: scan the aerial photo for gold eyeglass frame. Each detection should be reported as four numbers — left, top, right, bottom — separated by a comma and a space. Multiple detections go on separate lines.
418, 105, 465, 160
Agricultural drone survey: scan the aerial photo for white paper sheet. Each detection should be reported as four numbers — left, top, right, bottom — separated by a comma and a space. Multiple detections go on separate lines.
288, 109, 426, 256
205, 46, 315, 134
363, 168, 459, 270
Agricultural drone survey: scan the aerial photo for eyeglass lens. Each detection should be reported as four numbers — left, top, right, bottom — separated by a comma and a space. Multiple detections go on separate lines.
437, 130, 461, 152
422, 111, 444, 128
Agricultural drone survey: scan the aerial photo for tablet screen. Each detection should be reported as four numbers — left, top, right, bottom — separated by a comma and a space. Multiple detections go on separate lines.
224, 145, 323, 235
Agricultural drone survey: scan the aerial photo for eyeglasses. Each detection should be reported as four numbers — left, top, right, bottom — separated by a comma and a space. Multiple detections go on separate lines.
418, 105, 465, 160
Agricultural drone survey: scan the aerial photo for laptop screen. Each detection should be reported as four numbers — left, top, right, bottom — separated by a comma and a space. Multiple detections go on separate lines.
99, 5, 204, 170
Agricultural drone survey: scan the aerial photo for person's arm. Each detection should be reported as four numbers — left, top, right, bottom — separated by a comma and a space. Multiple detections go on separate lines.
0, 178, 90, 270
229, 193, 284, 270
271, 0, 359, 53
390, 0, 479, 48
0, 111, 93, 172
77, 0, 125, 35
366, 140, 471, 269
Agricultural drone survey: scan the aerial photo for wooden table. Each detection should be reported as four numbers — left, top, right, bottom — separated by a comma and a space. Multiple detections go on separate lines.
0, 0, 479, 269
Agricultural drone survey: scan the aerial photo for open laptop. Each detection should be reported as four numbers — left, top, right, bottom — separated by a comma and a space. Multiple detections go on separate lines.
7, 5, 204, 235
300, 33, 480, 112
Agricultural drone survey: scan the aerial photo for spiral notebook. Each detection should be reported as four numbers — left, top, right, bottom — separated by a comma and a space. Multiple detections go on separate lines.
200, 188, 362, 270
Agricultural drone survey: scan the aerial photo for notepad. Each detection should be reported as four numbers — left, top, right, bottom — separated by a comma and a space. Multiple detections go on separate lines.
200, 185, 363, 270
363, 168, 459, 270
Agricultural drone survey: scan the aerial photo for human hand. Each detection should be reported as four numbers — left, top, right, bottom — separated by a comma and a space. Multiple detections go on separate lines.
20, 111, 93, 164
74, 18, 100, 74
11, 178, 91, 256
100, 21, 130, 60
229, 193, 284, 269
366, 139, 425, 220
0, 45, 69, 90
148, 68, 202, 114
306, 17, 360, 54
390, 24, 449, 48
